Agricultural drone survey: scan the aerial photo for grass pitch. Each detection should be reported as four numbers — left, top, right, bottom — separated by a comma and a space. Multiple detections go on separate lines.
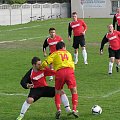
0, 18, 120, 120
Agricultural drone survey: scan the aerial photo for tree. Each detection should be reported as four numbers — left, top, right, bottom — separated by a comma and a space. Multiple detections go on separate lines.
8, 0, 26, 4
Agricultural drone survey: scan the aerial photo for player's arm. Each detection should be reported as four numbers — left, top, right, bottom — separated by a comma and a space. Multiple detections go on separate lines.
20, 68, 33, 89
41, 53, 55, 68
113, 15, 117, 29
82, 20, 87, 34
44, 67, 56, 76
43, 38, 49, 57
68, 23, 72, 40
100, 35, 108, 55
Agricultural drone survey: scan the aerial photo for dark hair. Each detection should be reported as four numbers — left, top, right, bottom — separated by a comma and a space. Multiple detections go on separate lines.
31, 57, 40, 65
49, 27, 56, 32
56, 41, 65, 50
72, 12, 77, 15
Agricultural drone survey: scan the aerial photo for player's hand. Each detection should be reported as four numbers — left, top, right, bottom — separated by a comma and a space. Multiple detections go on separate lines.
43, 52, 47, 57
44, 53, 47, 57
100, 50, 103, 55
27, 83, 34, 89
82, 31, 85, 35
68, 37, 71, 41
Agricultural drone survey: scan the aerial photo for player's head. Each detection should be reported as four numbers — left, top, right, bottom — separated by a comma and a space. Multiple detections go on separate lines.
116, 7, 120, 13
31, 57, 41, 70
56, 41, 66, 50
49, 27, 56, 38
108, 24, 114, 32
72, 12, 77, 21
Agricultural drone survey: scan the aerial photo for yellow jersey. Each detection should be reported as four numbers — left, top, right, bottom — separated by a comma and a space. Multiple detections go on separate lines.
42, 49, 75, 71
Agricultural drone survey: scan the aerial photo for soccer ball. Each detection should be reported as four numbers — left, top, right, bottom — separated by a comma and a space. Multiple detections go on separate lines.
91, 105, 102, 115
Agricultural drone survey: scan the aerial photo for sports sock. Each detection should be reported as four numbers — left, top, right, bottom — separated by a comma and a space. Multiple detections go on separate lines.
55, 94, 61, 111
72, 94, 78, 111
20, 101, 31, 117
74, 53, 78, 62
108, 62, 113, 73
116, 62, 120, 68
82, 49, 87, 64
61, 94, 71, 112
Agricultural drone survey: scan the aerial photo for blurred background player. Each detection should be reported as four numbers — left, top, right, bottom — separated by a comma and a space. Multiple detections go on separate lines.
113, 7, 120, 31
42, 42, 79, 119
43, 27, 63, 80
68, 12, 88, 65
16, 57, 71, 120
100, 24, 120, 74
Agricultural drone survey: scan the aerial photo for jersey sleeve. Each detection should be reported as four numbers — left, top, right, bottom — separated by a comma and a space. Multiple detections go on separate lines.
82, 20, 87, 31
20, 68, 32, 89
44, 67, 56, 76
43, 38, 49, 52
41, 53, 55, 68
113, 15, 117, 29
100, 34, 108, 51
68, 22, 72, 37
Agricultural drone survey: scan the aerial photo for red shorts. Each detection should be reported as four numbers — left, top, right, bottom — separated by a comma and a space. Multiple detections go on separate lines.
55, 68, 77, 90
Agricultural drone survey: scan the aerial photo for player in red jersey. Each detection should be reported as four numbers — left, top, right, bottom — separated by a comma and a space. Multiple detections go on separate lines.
113, 7, 120, 31
68, 12, 88, 65
100, 24, 120, 74
16, 57, 71, 120
43, 28, 63, 80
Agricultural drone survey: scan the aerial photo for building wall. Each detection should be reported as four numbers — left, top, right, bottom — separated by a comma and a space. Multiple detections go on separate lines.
71, 0, 113, 18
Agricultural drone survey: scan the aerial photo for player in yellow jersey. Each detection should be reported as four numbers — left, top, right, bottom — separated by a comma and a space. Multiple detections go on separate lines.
41, 41, 79, 119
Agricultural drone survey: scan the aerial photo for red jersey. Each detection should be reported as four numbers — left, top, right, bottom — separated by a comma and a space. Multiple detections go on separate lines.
106, 30, 120, 50
47, 35, 63, 53
30, 67, 56, 88
115, 13, 120, 26
69, 19, 87, 36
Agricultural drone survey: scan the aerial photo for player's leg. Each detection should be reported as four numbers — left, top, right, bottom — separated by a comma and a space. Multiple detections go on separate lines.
16, 97, 34, 120
74, 49, 78, 64
108, 48, 115, 74
60, 90, 71, 112
73, 36, 79, 64
16, 88, 41, 120
108, 57, 115, 74
80, 35, 88, 64
65, 68, 79, 118
115, 49, 120, 72
55, 89, 62, 119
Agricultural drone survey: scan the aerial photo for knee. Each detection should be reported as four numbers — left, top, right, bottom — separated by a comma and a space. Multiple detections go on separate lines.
27, 97, 34, 104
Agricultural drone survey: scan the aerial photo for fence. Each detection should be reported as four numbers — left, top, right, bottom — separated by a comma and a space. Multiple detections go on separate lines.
0, 2, 70, 25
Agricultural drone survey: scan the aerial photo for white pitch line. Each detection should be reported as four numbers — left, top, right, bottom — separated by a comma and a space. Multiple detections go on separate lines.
0, 21, 68, 33
1, 89, 120, 98
102, 89, 120, 98
0, 36, 44, 44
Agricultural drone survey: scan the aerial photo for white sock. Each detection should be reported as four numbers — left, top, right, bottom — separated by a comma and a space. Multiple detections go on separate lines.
20, 101, 31, 117
82, 49, 87, 64
74, 53, 78, 62
116, 62, 120, 68
108, 62, 113, 73
61, 94, 71, 112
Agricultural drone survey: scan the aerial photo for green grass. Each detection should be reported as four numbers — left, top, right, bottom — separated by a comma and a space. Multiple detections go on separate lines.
0, 18, 120, 120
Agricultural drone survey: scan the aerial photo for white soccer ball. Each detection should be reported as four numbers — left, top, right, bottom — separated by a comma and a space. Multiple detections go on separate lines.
91, 105, 102, 115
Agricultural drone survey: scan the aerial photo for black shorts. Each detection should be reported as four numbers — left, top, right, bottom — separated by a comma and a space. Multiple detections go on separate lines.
73, 35, 86, 49
117, 25, 120, 31
108, 47, 120, 59
28, 86, 55, 102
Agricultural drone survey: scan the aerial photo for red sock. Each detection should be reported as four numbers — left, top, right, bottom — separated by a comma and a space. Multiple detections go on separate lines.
72, 94, 78, 111
55, 94, 61, 111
